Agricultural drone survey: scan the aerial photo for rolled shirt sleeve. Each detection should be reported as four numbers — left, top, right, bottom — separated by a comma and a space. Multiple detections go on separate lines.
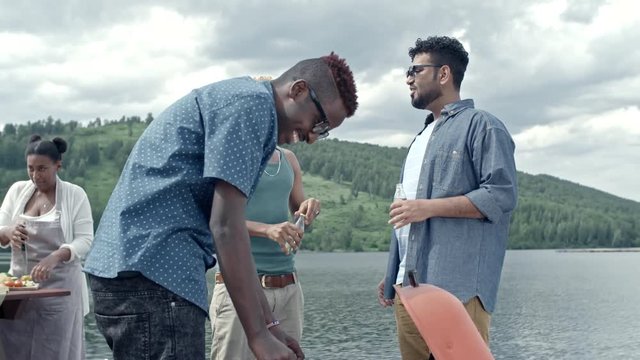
466, 125, 518, 223
0, 182, 26, 249
60, 188, 94, 263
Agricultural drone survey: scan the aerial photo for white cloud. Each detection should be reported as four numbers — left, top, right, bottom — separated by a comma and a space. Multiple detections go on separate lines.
155, 65, 230, 110
0, 32, 48, 65
0, 6, 217, 122
43, 7, 208, 85
35, 81, 74, 99
355, 68, 408, 119
0, 0, 638, 201
516, 106, 640, 149
515, 106, 640, 200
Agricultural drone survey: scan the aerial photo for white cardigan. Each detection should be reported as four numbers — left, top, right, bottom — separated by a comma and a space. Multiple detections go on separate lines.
0, 176, 94, 315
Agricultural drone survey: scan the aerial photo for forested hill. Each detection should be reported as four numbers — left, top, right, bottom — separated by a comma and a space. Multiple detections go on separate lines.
1, 118, 639, 250
285, 140, 640, 249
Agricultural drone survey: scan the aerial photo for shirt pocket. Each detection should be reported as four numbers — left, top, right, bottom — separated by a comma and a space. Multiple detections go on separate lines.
432, 148, 465, 194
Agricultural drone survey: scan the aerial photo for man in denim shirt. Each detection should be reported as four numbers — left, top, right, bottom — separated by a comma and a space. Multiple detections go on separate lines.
377, 36, 517, 359
85, 53, 358, 360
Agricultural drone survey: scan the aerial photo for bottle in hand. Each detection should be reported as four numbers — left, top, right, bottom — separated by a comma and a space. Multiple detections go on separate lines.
287, 214, 305, 254
294, 214, 305, 232
394, 183, 407, 200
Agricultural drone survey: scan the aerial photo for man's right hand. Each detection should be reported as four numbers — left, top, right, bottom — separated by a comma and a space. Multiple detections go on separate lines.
377, 278, 394, 307
249, 331, 298, 360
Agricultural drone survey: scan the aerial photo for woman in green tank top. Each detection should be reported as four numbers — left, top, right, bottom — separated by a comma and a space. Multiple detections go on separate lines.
209, 147, 321, 359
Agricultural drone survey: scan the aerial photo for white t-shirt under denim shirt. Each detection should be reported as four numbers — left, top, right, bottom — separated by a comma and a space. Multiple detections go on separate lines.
395, 119, 437, 284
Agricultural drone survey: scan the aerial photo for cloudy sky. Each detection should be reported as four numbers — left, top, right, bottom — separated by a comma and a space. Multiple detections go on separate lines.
1, 0, 638, 201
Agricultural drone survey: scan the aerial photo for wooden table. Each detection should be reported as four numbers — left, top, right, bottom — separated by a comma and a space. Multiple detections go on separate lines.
0, 289, 71, 319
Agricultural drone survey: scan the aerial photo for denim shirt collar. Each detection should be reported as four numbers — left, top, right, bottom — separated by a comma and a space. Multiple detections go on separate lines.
442, 98, 474, 117
424, 98, 475, 127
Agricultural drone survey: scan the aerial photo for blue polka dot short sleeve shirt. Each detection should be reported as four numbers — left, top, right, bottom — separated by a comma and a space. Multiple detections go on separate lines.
84, 77, 277, 312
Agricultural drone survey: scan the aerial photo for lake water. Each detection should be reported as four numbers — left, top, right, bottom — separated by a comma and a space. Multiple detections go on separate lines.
2, 250, 640, 359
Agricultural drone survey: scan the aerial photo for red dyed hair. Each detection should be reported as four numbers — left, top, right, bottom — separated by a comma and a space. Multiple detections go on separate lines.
322, 52, 358, 117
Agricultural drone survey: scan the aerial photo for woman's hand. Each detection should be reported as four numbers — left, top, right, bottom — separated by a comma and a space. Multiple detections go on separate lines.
295, 198, 321, 225
31, 248, 69, 282
266, 222, 303, 255
7, 223, 29, 250
269, 325, 305, 359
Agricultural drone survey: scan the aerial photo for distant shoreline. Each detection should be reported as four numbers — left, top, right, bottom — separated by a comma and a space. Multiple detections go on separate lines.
556, 248, 640, 253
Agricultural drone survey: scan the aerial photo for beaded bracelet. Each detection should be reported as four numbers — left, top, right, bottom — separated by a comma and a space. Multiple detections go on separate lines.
266, 320, 280, 329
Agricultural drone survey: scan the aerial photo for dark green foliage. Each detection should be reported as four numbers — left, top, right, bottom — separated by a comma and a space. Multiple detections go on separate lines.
285, 140, 640, 250
508, 173, 640, 249
287, 139, 406, 199
0, 118, 147, 232
1, 119, 638, 252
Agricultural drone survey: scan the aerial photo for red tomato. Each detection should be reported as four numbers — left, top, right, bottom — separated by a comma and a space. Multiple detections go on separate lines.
13, 279, 23, 287
3, 280, 15, 287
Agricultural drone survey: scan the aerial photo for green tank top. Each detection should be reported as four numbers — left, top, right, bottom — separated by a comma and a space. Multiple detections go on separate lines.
246, 149, 295, 274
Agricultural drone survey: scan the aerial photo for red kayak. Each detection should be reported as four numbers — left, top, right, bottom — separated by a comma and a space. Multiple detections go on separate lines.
394, 272, 494, 360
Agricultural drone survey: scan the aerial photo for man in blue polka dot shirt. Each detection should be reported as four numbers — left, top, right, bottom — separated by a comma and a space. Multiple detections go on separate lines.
84, 53, 358, 360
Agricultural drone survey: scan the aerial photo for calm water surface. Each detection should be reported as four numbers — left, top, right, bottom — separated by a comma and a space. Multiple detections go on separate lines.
4, 250, 640, 359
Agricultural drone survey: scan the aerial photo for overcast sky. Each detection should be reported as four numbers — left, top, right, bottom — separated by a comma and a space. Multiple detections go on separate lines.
1, 0, 638, 201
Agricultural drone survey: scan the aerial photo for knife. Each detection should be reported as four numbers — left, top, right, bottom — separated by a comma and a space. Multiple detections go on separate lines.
21, 243, 28, 276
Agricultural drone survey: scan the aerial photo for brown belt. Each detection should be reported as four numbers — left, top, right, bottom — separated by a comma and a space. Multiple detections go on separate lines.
215, 272, 296, 289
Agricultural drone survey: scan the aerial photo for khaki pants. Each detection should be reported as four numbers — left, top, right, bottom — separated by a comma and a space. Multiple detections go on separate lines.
209, 280, 304, 360
395, 293, 490, 360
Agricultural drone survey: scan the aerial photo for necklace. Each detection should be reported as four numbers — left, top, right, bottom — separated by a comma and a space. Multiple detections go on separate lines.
263, 149, 282, 177
36, 191, 53, 210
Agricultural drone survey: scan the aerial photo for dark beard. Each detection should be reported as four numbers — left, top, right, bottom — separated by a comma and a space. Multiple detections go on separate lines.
411, 89, 441, 110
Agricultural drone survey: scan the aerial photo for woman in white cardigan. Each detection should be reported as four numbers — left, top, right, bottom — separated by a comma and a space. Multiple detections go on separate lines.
0, 135, 93, 360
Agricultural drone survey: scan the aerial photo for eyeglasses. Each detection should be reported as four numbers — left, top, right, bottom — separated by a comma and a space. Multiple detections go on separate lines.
406, 64, 443, 78
308, 86, 330, 140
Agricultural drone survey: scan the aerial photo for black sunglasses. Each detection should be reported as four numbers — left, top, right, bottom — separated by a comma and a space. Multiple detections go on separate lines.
308, 86, 330, 140
406, 64, 443, 78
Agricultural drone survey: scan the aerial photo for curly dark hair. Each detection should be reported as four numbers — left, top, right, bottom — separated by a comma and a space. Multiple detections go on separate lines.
274, 52, 358, 117
409, 36, 469, 90
25, 134, 67, 161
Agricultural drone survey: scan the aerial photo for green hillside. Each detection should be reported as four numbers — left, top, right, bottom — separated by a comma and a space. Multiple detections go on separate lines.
297, 175, 391, 251
1, 118, 639, 251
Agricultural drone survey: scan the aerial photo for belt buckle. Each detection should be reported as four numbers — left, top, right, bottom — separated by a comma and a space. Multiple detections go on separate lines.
260, 275, 269, 289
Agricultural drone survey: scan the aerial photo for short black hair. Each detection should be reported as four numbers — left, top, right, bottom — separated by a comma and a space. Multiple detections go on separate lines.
25, 134, 67, 162
274, 52, 358, 117
409, 36, 469, 90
